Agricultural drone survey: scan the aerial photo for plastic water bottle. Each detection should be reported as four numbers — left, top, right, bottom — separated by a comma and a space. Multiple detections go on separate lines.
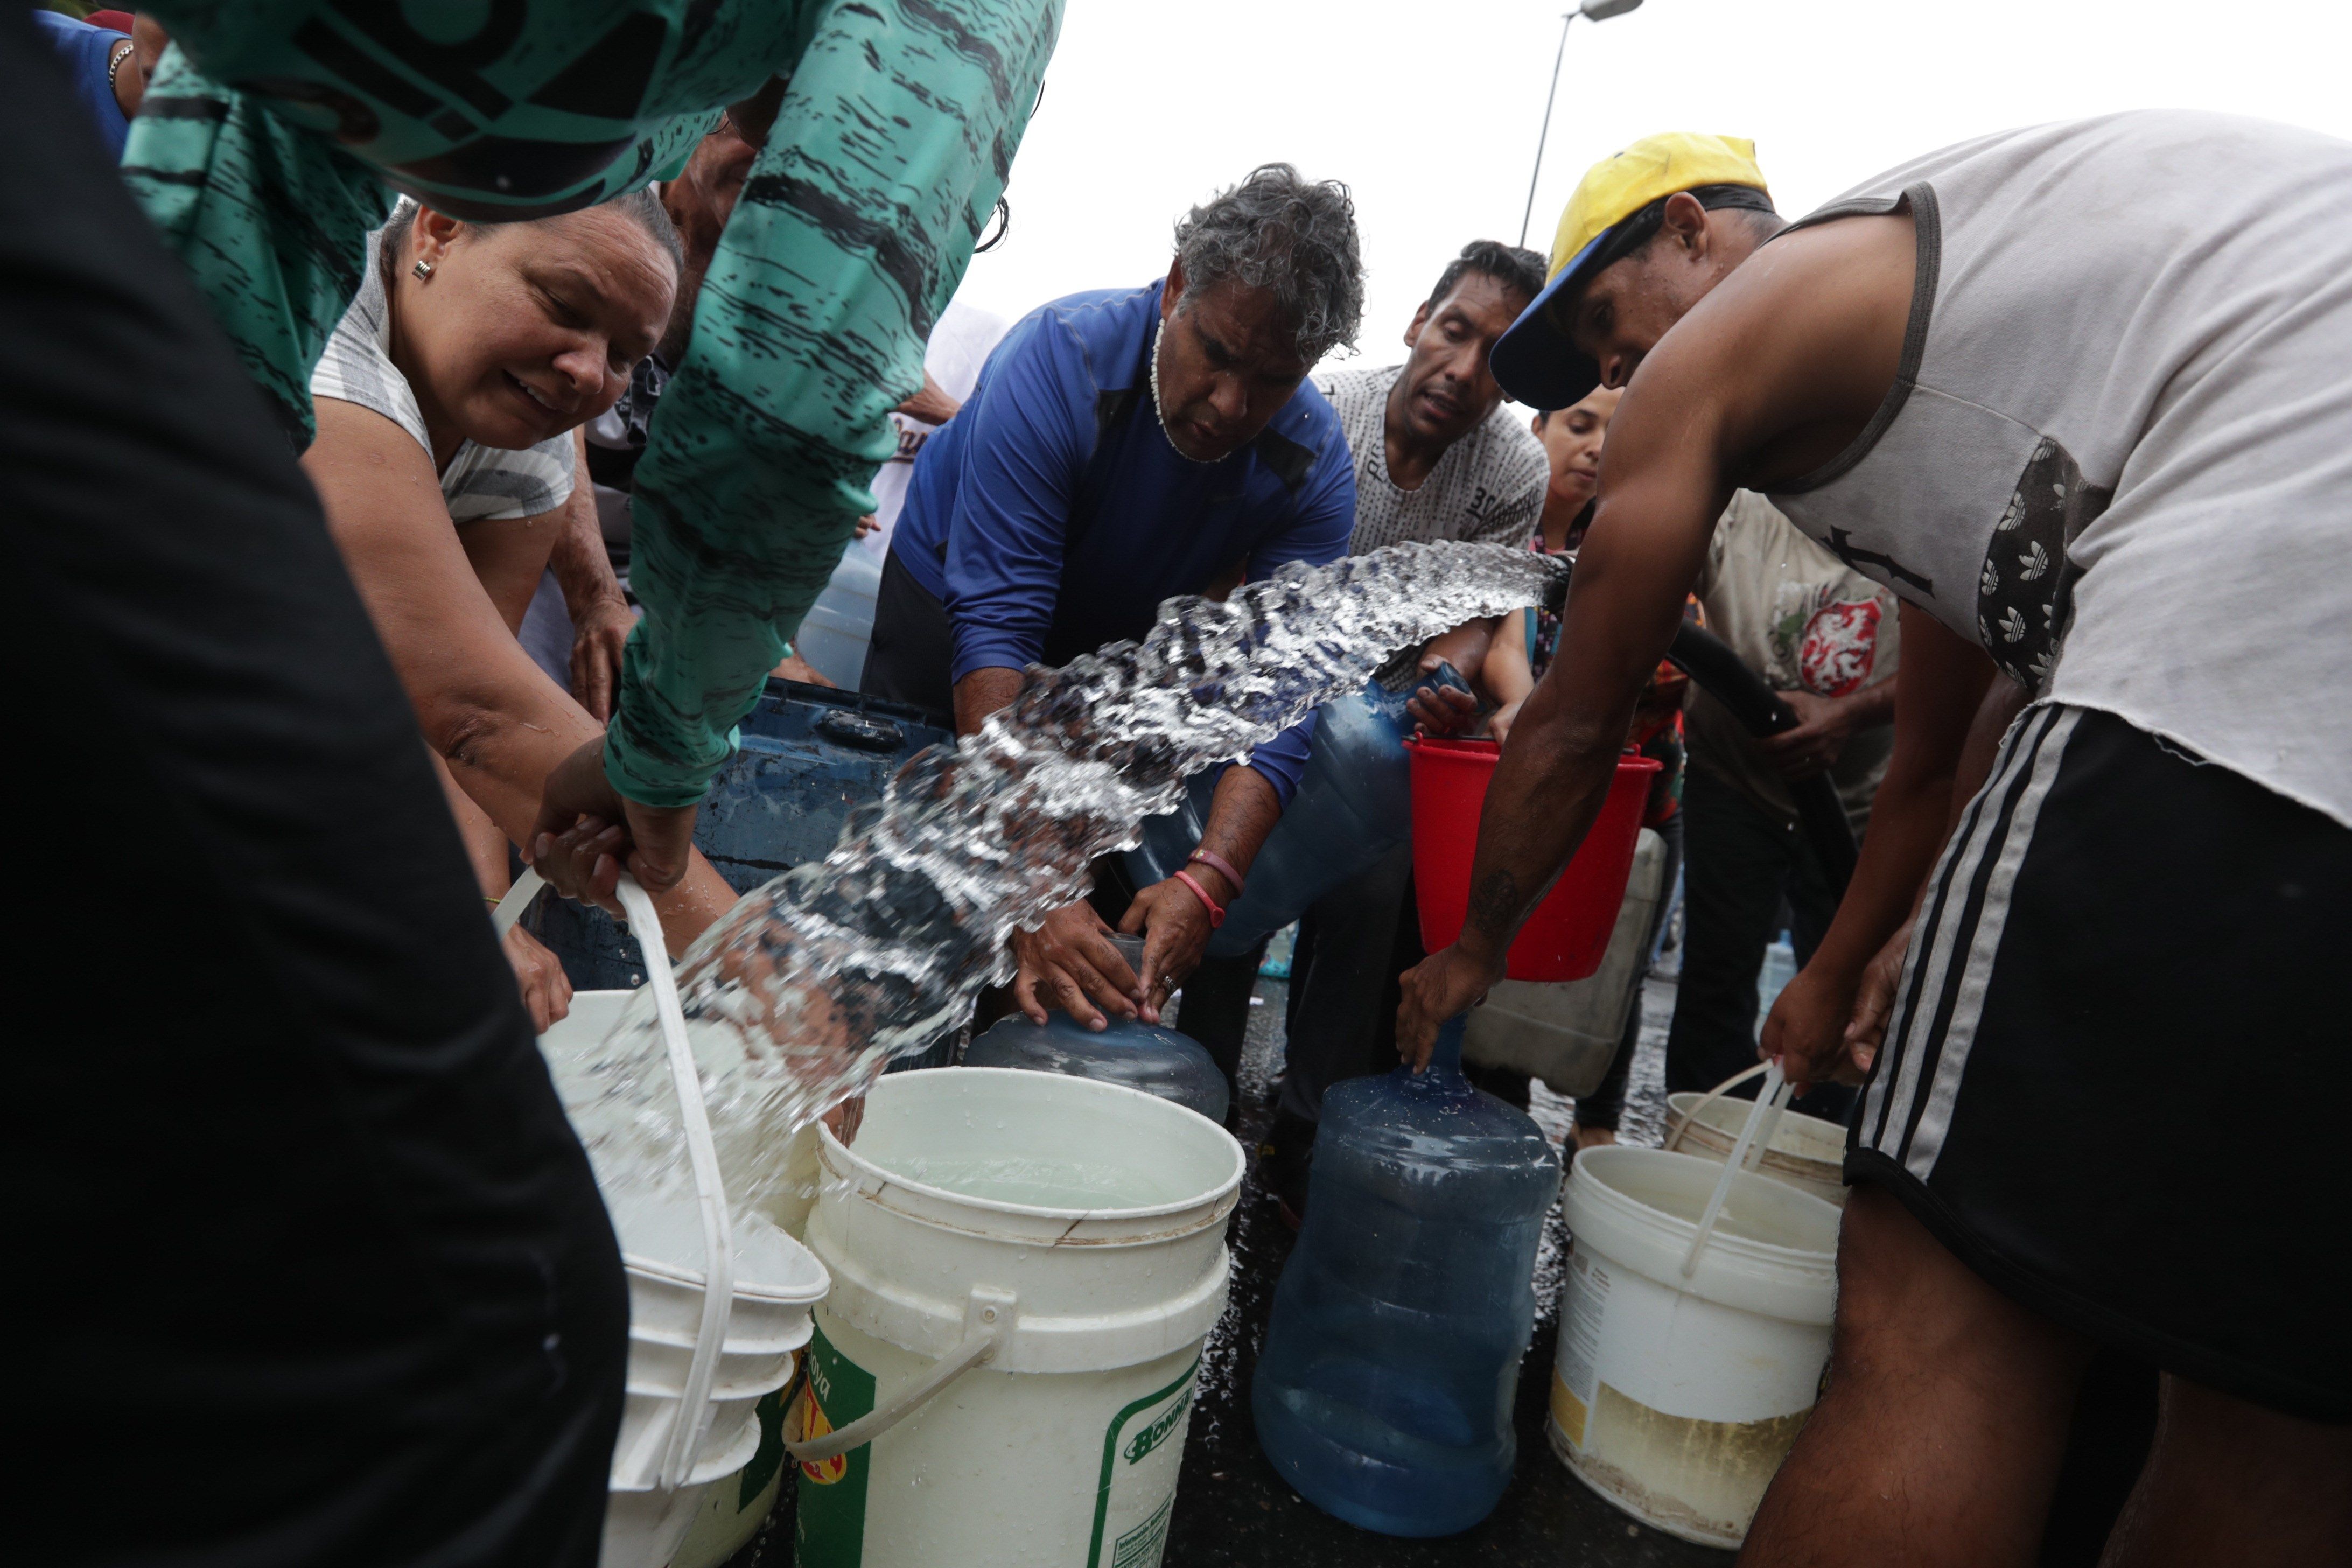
962, 938, 1230, 1122
1124, 680, 1414, 956
1251, 1015, 1560, 1536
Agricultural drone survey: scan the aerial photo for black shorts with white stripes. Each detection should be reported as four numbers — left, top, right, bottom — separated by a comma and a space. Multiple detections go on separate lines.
1850, 704, 2351, 1422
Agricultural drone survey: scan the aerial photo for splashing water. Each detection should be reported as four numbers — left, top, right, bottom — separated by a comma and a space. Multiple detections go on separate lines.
566, 541, 1569, 1206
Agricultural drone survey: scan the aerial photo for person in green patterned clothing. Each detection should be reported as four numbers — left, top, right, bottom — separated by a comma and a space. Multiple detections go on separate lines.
127, 0, 1061, 912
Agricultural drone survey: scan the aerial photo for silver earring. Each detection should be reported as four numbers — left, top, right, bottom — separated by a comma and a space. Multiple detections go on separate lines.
412, 259, 433, 281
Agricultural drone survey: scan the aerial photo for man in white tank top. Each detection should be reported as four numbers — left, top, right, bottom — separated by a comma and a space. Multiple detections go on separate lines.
1396, 124, 2351, 1562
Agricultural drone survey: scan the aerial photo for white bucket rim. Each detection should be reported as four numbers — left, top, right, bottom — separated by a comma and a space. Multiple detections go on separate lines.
624, 1367, 794, 1402
1666, 1091, 1847, 1171
623, 1248, 829, 1303
608, 1411, 762, 1493
1572, 1146, 1839, 1266
629, 1317, 813, 1356
817, 1067, 1245, 1224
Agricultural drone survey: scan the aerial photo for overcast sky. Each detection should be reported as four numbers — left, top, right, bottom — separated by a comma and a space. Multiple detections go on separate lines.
952, 0, 2352, 380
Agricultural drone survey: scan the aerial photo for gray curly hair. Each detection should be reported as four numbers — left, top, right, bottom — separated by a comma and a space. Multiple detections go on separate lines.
1172, 164, 1364, 363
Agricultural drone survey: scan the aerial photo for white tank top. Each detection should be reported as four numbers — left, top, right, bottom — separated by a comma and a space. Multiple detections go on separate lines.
1767, 111, 2352, 827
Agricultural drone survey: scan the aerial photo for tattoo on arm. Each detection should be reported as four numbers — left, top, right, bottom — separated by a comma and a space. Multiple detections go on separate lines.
1467, 869, 1523, 947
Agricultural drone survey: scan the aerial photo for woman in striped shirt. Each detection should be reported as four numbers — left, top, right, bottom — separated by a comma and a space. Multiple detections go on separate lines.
302, 190, 738, 1024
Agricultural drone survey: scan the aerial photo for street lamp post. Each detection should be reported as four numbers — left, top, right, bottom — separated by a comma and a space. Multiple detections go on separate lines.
1517, 0, 1645, 249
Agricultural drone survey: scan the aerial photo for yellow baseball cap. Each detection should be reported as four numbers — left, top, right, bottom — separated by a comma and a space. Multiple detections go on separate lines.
1492, 132, 1772, 409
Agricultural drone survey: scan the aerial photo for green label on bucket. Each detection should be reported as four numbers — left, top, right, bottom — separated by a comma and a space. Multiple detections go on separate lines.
1085, 1357, 1198, 1568
793, 1321, 876, 1568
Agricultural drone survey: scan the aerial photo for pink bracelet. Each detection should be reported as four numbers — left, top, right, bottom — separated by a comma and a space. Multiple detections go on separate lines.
1171, 869, 1227, 928
1186, 848, 1247, 898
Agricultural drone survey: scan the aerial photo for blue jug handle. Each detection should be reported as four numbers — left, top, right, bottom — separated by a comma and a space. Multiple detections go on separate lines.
1406, 1014, 1469, 1082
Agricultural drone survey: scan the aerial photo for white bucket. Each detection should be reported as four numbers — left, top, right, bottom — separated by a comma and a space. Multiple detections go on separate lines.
670, 1389, 794, 1568
752, 1121, 825, 1242
604, 1416, 764, 1568
536, 1014, 829, 1498
1466, 828, 1665, 1096
1552, 1146, 1840, 1548
788, 1067, 1244, 1568
1666, 1090, 1850, 1206
610, 1192, 828, 1354
670, 1467, 782, 1568
509, 876, 830, 1568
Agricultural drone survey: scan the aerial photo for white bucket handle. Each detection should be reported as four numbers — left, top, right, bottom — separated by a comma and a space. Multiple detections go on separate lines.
1664, 1060, 1770, 1153
494, 869, 736, 1492
784, 1285, 1016, 1466
1678, 1061, 1794, 1279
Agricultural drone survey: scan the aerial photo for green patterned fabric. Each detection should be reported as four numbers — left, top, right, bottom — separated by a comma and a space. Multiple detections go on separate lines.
127, 0, 1060, 805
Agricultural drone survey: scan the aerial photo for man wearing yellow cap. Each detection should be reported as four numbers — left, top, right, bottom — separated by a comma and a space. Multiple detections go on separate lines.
1400, 119, 2352, 1562
1488, 132, 1781, 408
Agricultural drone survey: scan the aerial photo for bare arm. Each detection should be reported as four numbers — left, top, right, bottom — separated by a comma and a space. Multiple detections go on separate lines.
455, 506, 563, 635
549, 430, 635, 722
1395, 213, 1920, 1065
1118, 764, 1281, 1007
1423, 617, 1497, 684
429, 747, 573, 1028
1758, 607, 1995, 1081
1486, 610, 1535, 705
1394, 392, 1722, 1062
1946, 674, 2033, 838
1756, 676, 1899, 780
304, 398, 736, 953
1404, 616, 1502, 735
1807, 666, 2029, 1080
956, 664, 1132, 1025
966, 662, 1282, 1026
1013, 762, 1281, 1028
897, 369, 962, 428
953, 666, 1025, 737
1482, 608, 1536, 742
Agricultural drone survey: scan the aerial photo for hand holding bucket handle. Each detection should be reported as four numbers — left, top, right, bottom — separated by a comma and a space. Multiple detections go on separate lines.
495, 870, 736, 1492
784, 1286, 1017, 1465
1678, 1062, 1795, 1279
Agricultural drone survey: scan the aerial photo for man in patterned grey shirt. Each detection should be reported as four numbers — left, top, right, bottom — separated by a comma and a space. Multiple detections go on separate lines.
1235, 241, 1552, 1224
1315, 242, 1551, 559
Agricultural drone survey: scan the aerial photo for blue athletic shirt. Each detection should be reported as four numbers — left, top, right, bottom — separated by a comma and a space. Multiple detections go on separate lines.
33, 12, 130, 160
892, 279, 1356, 804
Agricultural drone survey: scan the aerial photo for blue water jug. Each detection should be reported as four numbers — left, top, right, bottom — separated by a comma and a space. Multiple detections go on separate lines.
1125, 680, 1414, 956
963, 937, 1230, 1121
1251, 1016, 1560, 1536
964, 1013, 1229, 1124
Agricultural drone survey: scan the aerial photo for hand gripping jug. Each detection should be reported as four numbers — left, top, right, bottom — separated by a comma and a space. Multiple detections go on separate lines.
964, 940, 1230, 1122
1252, 1016, 1560, 1535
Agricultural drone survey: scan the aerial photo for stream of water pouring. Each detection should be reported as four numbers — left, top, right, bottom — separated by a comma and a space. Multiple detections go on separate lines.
564, 540, 1569, 1207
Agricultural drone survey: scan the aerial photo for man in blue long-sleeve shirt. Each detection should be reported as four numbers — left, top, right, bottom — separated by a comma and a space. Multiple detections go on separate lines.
867, 164, 1362, 1028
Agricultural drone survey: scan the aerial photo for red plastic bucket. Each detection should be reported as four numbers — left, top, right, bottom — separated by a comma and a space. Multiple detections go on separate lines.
1407, 739, 1661, 982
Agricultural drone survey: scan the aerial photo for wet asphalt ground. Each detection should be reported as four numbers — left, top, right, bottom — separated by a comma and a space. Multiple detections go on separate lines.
726, 970, 1733, 1568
